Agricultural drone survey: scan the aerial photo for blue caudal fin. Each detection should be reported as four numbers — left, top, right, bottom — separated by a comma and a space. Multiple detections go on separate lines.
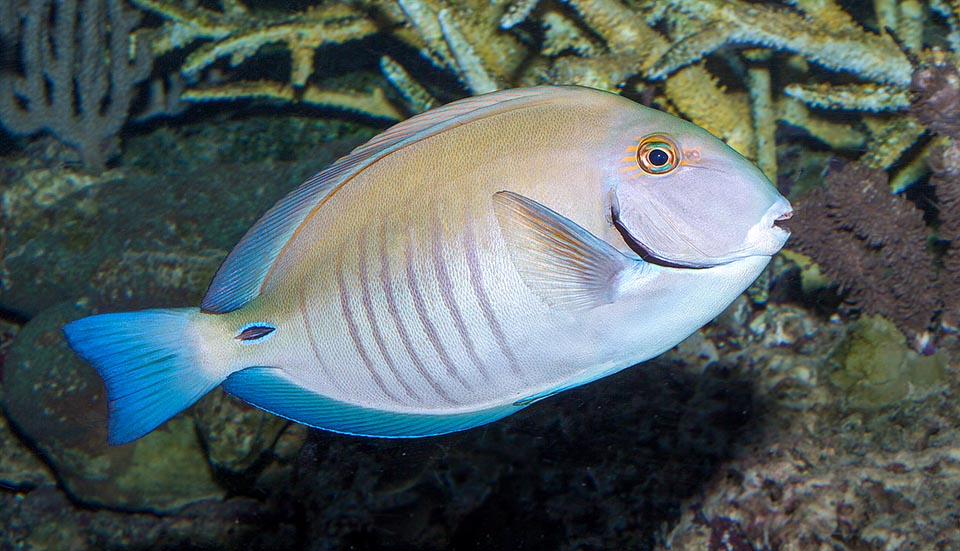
62, 308, 220, 445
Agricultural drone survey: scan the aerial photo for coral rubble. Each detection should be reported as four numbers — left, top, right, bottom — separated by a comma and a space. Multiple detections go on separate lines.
659, 310, 960, 551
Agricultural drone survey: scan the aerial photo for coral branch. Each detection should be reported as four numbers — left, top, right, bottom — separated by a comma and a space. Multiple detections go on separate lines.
182, 81, 404, 121
562, 0, 755, 158
784, 83, 911, 112
648, 0, 912, 86
788, 162, 940, 336
133, 0, 378, 88
380, 56, 439, 114
0, 0, 153, 170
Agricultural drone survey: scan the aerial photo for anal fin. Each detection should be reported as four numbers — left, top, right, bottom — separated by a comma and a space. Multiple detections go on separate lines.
223, 367, 521, 438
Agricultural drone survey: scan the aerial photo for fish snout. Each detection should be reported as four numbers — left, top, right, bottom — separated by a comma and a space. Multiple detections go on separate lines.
746, 197, 793, 256
766, 198, 794, 237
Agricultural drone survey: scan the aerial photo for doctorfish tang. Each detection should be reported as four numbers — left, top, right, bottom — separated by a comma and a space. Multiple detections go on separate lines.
64, 86, 793, 445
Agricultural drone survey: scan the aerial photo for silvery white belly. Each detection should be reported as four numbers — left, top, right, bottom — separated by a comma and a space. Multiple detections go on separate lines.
254, 217, 771, 415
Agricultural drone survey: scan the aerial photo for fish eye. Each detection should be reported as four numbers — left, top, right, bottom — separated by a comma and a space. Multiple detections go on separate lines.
648, 149, 669, 166
637, 136, 680, 175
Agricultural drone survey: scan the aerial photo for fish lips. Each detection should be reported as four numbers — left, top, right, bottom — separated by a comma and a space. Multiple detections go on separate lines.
750, 196, 794, 255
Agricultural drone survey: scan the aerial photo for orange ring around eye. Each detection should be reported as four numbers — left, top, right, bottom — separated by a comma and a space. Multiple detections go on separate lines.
636, 135, 680, 175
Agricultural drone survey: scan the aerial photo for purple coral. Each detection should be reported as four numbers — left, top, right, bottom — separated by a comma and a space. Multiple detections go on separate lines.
0, 0, 152, 171
911, 63, 960, 332
912, 62, 960, 140
788, 161, 941, 337
925, 143, 960, 331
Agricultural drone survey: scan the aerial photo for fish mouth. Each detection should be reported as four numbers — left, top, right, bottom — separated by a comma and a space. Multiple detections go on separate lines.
765, 198, 793, 237
742, 197, 793, 257
773, 211, 793, 232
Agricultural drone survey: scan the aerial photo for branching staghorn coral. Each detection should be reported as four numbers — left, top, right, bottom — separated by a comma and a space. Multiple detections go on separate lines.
389, 0, 528, 94
3, 0, 959, 181
647, 0, 913, 85
134, 0, 378, 88
495, 0, 928, 180
182, 81, 404, 121
554, 0, 757, 159
129, 0, 395, 115
8, 0, 941, 179
612, 0, 926, 182
379, 55, 439, 113
517, 0, 960, 192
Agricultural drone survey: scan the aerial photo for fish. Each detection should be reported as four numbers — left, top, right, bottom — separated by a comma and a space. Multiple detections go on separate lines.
63, 86, 793, 445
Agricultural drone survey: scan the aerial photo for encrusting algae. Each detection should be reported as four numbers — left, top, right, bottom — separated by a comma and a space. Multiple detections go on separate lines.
828, 315, 948, 408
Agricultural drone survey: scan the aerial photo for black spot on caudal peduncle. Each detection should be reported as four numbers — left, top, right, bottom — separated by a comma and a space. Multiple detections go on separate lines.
236, 324, 276, 341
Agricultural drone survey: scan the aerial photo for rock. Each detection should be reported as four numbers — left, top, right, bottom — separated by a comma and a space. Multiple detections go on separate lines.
0, 120, 373, 317
2, 302, 223, 512
251, 424, 309, 498
0, 485, 297, 551
0, 317, 53, 490
3, 486, 88, 551
0, 413, 54, 491
193, 391, 289, 474
1, 162, 296, 316
828, 315, 949, 407
284, 359, 757, 550
656, 317, 960, 551
0, 120, 373, 500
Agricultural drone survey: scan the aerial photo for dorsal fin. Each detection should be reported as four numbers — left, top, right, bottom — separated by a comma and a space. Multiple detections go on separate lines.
201, 86, 583, 314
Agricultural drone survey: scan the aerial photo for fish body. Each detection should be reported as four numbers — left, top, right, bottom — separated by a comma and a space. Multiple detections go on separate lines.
64, 86, 792, 444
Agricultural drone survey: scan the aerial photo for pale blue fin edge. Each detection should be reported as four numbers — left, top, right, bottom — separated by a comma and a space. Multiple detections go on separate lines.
200, 86, 592, 314
492, 190, 634, 311
514, 363, 634, 407
223, 367, 523, 438
62, 308, 219, 445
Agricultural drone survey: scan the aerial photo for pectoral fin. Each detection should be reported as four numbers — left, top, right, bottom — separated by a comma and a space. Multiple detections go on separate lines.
492, 191, 634, 311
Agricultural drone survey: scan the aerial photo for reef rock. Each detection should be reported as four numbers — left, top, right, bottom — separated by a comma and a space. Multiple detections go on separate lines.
0, 118, 374, 318
0, 413, 54, 491
657, 309, 960, 551
193, 390, 290, 474
2, 302, 223, 512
